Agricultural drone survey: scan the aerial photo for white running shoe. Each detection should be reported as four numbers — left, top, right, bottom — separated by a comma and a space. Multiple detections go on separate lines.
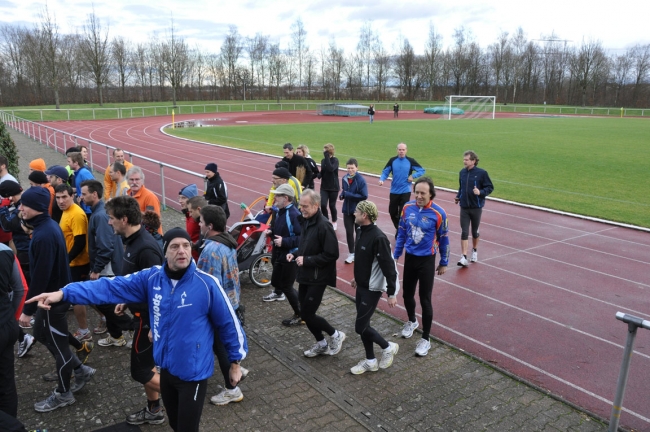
344, 253, 355, 264
415, 338, 431, 357
304, 342, 329, 357
262, 292, 286, 302
457, 256, 469, 267
379, 342, 399, 369
470, 250, 478, 262
98, 334, 127, 347
401, 320, 419, 339
332, 222, 338, 231
17, 333, 35, 358
329, 331, 346, 355
210, 387, 244, 405
350, 359, 379, 375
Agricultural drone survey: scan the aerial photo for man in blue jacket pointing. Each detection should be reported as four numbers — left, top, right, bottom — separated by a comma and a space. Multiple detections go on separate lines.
28, 227, 248, 432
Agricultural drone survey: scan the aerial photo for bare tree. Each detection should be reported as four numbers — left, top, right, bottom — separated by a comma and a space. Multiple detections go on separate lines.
304, 52, 317, 99
268, 43, 287, 103
161, 22, 190, 105
291, 18, 308, 99
79, 11, 111, 105
357, 22, 375, 91
631, 44, 650, 105
59, 34, 84, 102
423, 22, 442, 100
372, 39, 391, 100
327, 40, 345, 100
221, 25, 243, 99
489, 31, 509, 102
38, 6, 65, 108
192, 47, 206, 100
395, 38, 422, 99
111, 36, 132, 102
574, 39, 606, 106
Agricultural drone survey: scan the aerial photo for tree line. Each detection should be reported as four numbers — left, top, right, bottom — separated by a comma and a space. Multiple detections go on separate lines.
1, 11, 649, 108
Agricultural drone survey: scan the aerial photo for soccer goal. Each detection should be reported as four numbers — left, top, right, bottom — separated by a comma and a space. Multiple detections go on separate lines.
444, 95, 496, 120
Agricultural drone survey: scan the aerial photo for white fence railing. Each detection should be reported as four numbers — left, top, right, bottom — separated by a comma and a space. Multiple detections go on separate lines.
0, 111, 204, 212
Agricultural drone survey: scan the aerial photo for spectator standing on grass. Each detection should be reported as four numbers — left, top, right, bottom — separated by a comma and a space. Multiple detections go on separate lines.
393, 103, 399, 118
455, 150, 494, 267
339, 158, 368, 264
103, 149, 133, 200
18, 187, 95, 413
379, 143, 426, 233
287, 189, 345, 358
204, 163, 230, 220
320, 143, 340, 231
262, 184, 302, 325
27, 227, 248, 432
349, 201, 400, 375
282, 143, 312, 188
66, 151, 94, 215
368, 104, 375, 123
393, 177, 449, 358
108, 162, 130, 199
45, 165, 69, 223
296, 144, 319, 190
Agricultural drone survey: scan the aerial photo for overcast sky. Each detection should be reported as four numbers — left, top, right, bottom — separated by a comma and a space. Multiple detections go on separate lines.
1, 0, 647, 55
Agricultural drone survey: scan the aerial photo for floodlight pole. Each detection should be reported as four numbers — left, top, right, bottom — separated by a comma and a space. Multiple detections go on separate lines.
608, 312, 650, 432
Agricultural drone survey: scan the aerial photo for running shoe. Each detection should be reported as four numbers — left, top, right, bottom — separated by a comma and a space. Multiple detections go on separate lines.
73, 329, 92, 342
415, 338, 431, 357
401, 320, 419, 339
210, 387, 244, 405
98, 334, 127, 347
17, 333, 35, 358
457, 256, 469, 267
70, 364, 95, 393
34, 390, 75, 412
304, 342, 329, 357
350, 359, 379, 375
344, 253, 355, 264
76, 341, 94, 364
332, 222, 338, 231
126, 406, 165, 425
282, 314, 304, 326
329, 331, 346, 355
262, 292, 285, 302
379, 342, 399, 369
470, 250, 478, 263
93, 320, 107, 334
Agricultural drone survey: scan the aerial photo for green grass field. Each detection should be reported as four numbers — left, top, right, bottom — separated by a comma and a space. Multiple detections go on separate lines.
166, 116, 650, 228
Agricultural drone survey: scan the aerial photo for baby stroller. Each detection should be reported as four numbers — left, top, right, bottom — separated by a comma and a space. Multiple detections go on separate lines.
229, 199, 273, 288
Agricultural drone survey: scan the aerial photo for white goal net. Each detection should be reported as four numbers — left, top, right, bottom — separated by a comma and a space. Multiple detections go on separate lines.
443, 95, 496, 120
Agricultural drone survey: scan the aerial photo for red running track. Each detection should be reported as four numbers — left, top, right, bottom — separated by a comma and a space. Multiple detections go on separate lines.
37, 111, 650, 431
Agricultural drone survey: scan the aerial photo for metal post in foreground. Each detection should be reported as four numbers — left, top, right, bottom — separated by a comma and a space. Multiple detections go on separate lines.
159, 164, 166, 210
608, 312, 650, 432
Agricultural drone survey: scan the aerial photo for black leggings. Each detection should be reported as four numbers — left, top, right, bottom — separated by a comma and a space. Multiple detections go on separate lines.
320, 190, 338, 222
460, 207, 482, 240
402, 254, 436, 340
271, 261, 300, 315
299, 284, 335, 342
389, 192, 411, 230
355, 288, 388, 359
0, 318, 19, 418
343, 213, 356, 253
34, 302, 81, 393
159, 369, 208, 432
130, 313, 155, 385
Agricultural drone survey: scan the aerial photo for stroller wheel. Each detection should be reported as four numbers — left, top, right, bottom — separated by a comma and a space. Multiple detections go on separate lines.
249, 253, 273, 288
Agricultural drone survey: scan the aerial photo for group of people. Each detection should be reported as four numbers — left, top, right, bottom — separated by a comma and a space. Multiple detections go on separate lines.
260, 142, 493, 373
0, 138, 493, 431
0, 151, 247, 432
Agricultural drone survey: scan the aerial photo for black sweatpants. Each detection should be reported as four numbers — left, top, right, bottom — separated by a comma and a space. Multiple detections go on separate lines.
0, 318, 19, 418
299, 283, 335, 342
402, 253, 436, 340
343, 213, 356, 253
389, 192, 411, 230
159, 369, 208, 432
355, 288, 388, 359
96, 303, 132, 339
271, 261, 300, 315
320, 190, 338, 222
33, 301, 81, 393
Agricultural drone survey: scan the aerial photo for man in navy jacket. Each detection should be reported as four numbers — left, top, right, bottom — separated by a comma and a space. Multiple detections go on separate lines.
454, 150, 494, 267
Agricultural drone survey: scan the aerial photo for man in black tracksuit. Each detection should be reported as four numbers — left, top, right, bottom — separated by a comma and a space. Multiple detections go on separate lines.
105, 196, 165, 426
282, 143, 313, 188
203, 163, 230, 219
287, 189, 345, 358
